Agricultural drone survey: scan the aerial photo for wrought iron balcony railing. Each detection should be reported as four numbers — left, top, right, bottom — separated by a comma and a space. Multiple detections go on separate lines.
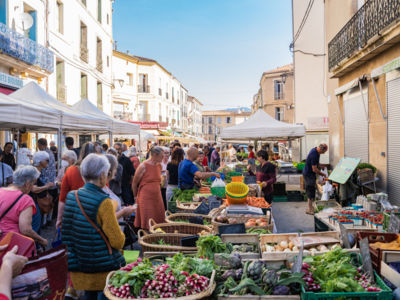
328, 0, 400, 71
138, 85, 150, 93
0, 22, 54, 73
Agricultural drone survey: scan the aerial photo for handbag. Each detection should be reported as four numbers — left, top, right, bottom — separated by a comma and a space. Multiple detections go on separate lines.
11, 245, 68, 300
37, 192, 53, 214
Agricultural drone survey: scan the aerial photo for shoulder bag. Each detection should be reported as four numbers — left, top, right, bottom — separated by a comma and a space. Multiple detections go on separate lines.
0, 192, 25, 222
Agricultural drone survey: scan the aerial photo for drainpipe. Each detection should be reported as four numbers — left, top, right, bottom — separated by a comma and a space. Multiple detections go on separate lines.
45, 0, 49, 92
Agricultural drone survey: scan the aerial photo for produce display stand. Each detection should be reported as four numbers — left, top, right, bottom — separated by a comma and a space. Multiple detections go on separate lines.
219, 234, 261, 259
218, 296, 300, 300
176, 201, 201, 213
104, 270, 216, 300
260, 233, 300, 260
380, 251, 400, 287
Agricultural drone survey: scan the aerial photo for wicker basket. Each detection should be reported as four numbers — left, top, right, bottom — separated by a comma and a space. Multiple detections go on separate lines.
176, 201, 201, 213
138, 230, 197, 253
212, 214, 274, 232
165, 211, 213, 227
148, 219, 212, 235
104, 270, 216, 300
225, 182, 249, 205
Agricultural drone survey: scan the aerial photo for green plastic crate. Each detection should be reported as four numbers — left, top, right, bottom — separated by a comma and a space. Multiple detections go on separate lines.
273, 195, 288, 202
301, 271, 392, 300
211, 187, 226, 198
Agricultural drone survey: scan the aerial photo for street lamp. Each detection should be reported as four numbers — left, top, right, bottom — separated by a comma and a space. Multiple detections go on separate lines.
280, 73, 287, 84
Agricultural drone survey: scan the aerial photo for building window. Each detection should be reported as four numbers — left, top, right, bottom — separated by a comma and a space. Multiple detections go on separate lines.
0, 0, 6, 25
81, 0, 86, 6
24, 4, 37, 41
217, 117, 221, 124
55, 1, 63, 34
275, 107, 283, 121
274, 80, 284, 100
56, 60, 65, 103
80, 22, 88, 62
208, 126, 212, 134
97, 82, 102, 110
127, 73, 133, 86
96, 37, 102, 72
226, 117, 231, 124
208, 117, 212, 124
138, 74, 148, 93
97, 0, 102, 23
80, 73, 88, 99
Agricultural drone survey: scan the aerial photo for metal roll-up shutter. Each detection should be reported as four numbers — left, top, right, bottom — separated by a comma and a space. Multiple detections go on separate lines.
387, 77, 400, 204
343, 88, 369, 162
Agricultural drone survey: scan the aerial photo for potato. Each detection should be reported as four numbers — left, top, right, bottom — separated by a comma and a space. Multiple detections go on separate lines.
318, 245, 328, 251
283, 248, 291, 253
288, 241, 294, 250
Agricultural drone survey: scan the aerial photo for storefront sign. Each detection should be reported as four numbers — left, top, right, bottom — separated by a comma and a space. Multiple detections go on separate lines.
129, 121, 168, 130
307, 117, 329, 130
0, 72, 23, 89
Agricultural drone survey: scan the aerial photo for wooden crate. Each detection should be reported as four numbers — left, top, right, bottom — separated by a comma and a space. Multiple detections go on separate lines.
380, 251, 400, 287
300, 231, 340, 241
220, 234, 261, 259
260, 233, 300, 261
218, 296, 300, 300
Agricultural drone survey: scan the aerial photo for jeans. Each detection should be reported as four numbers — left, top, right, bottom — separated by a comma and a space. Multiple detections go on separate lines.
84, 291, 107, 300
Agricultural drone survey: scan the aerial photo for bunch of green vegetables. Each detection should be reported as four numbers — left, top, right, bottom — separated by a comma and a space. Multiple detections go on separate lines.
196, 235, 232, 259
215, 252, 304, 296
166, 253, 215, 277
302, 247, 381, 293
246, 227, 271, 235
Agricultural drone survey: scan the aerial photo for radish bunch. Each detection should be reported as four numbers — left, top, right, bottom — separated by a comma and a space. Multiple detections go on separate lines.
120, 258, 143, 271
355, 268, 381, 292
109, 284, 134, 299
302, 263, 321, 292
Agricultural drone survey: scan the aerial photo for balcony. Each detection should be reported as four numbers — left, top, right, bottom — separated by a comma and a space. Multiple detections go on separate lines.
138, 85, 150, 93
57, 84, 67, 103
0, 22, 54, 73
114, 111, 133, 120
80, 46, 88, 63
138, 114, 151, 122
158, 88, 162, 96
96, 59, 103, 73
328, 0, 400, 72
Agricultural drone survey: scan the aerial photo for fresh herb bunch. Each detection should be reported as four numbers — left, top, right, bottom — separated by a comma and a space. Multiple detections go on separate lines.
196, 235, 232, 259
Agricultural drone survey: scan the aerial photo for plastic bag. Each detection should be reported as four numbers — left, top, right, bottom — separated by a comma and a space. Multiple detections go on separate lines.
318, 167, 328, 184
211, 178, 226, 188
321, 181, 333, 201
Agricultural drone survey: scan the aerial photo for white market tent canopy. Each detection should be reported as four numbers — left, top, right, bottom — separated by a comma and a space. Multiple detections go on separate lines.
10, 82, 108, 133
71, 98, 139, 135
220, 109, 306, 141
0, 91, 60, 132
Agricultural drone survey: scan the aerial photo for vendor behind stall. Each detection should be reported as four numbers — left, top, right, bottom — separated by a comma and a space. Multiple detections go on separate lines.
303, 144, 328, 215
248, 150, 276, 204
178, 148, 220, 190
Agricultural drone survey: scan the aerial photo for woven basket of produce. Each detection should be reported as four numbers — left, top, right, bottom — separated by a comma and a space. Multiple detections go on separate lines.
104, 261, 216, 300
138, 230, 197, 253
165, 211, 212, 227
225, 182, 249, 205
148, 219, 212, 235
176, 201, 201, 213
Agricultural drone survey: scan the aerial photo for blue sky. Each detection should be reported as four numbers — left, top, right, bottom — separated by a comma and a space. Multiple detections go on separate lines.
113, 0, 293, 109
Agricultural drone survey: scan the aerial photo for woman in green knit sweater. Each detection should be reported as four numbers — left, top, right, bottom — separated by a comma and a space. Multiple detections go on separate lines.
62, 154, 125, 300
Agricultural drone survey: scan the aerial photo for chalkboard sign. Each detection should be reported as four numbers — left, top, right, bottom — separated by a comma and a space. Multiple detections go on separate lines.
292, 241, 304, 273
339, 223, 351, 249
388, 212, 400, 233
218, 223, 246, 235
209, 199, 222, 210
181, 235, 199, 247
189, 216, 204, 225
193, 202, 210, 215
360, 237, 375, 283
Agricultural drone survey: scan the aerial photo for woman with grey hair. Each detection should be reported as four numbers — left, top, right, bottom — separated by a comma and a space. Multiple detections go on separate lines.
132, 146, 165, 229
0, 165, 48, 247
128, 146, 140, 170
62, 154, 125, 299
55, 150, 78, 185
103, 154, 135, 224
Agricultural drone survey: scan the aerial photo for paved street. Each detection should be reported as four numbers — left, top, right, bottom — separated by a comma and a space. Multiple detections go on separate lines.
272, 202, 314, 233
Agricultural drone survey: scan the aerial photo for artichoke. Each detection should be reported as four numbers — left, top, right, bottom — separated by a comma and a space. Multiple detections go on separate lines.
247, 260, 264, 281
235, 268, 243, 281
229, 252, 242, 269
221, 269, 236, 281
272, 285, 290, 295
262, 269, 277, 286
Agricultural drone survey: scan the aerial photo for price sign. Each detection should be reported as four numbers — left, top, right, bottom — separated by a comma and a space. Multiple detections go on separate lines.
209, 199, 222, 210
292, 241, 304, 273
339, 223, 351, 249
388, 212, 400, 233
360, 237, 375, 283
218, 223, 246, 235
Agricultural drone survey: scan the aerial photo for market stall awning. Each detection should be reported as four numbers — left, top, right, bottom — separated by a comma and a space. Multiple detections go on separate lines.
220, 109, 305, 141
0, 91, 60, 132
71, 98, 139, 135
10, 82, 108, 133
